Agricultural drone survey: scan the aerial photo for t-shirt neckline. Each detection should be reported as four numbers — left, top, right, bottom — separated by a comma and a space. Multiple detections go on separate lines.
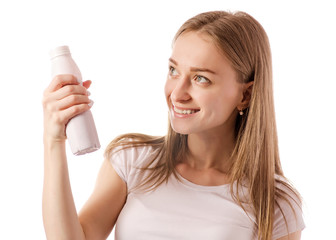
174, 171, 231, 191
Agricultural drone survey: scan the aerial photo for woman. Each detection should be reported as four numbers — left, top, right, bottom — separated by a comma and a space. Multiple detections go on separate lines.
42, 11, 305, 240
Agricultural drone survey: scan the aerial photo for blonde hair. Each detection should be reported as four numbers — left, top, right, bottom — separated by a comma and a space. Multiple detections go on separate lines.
105, 11, 301, 240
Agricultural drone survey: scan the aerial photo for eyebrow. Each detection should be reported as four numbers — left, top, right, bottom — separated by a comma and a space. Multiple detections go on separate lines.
169, 58, 217, 75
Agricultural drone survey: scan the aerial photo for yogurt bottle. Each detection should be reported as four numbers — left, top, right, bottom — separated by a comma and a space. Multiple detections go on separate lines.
49, 46, 100, 155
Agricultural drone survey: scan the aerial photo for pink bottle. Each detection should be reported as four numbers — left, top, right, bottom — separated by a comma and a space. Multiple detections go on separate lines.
49, 46, 100, 155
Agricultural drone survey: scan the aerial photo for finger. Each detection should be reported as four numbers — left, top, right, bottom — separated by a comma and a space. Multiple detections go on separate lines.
42, 85, 89, 115
82, 80, 92, 89
61, 102, 92, 123
52, 84, 89, 101
50, 102, 92, 126
46, 74, 79, 93
56, 94, 91, 111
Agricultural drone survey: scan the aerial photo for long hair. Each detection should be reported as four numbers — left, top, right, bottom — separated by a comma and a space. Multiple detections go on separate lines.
105, 11, 301, 240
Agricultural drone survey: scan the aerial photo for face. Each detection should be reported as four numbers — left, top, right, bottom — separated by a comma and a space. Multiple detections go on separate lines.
164, 31, 244, 136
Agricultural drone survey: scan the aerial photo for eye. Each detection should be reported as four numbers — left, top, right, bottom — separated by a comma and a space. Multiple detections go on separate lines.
169, 66, 178, 76
194, 75, 210, 84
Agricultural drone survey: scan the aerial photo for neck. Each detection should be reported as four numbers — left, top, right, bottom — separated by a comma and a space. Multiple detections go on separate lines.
186, 127, 236, 172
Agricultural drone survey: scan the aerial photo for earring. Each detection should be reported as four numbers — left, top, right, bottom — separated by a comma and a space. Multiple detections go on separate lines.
239, 109, 244, 116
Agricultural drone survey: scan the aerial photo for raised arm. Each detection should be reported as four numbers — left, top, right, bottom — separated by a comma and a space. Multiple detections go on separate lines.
42, 74, 91, 239
42, 75, 127, 240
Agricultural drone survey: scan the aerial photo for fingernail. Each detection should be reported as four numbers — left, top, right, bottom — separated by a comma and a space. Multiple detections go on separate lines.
88, 100, 94, 107
87, 91, 91, 96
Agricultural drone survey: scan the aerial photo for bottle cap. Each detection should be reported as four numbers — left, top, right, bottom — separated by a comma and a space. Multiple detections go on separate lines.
49, 45, 71, 59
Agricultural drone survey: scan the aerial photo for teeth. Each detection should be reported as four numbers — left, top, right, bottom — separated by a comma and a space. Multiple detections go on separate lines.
174, 107, 197, 115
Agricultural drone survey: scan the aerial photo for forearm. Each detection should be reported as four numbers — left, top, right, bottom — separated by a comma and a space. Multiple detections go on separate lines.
42, 140, 86, 240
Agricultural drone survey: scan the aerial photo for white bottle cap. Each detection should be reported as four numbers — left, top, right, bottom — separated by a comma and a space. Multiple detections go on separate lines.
49, 45, 71, 59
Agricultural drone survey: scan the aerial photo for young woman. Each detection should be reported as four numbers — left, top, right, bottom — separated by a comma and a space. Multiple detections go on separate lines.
42, 11, 305, 240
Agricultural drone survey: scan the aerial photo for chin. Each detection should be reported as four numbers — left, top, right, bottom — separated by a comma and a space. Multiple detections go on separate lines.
170, 123, 192, 135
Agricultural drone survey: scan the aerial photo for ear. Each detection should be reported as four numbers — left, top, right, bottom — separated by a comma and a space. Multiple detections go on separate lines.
238, 81, 254, 110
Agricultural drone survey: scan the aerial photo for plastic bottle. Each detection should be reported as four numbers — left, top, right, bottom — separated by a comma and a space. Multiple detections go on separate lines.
49, 46, 100, 155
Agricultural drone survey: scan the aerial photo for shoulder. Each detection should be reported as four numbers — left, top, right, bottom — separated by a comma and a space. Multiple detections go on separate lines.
105, 133, 164, 162
272, 175, 305, 239
111, 144, 157, 166
108, 139, 161, 184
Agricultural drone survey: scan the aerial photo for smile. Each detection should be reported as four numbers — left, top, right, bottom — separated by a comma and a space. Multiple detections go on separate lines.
173, 105, 200, 115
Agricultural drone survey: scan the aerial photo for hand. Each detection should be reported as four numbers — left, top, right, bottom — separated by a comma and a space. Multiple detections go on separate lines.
42, 74, 92, 143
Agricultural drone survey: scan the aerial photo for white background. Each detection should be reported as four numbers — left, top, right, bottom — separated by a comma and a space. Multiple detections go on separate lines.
0, 0, 335, 239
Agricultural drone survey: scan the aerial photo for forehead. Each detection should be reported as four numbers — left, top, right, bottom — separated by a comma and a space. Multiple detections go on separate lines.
171, 31, 232, 71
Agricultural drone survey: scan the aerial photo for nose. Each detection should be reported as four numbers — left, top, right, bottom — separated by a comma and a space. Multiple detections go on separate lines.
170, 77, 191, 103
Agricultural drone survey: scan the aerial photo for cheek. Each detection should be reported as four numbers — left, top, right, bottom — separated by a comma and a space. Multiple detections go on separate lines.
220, 83, 242, 105
207, 88, 240, 114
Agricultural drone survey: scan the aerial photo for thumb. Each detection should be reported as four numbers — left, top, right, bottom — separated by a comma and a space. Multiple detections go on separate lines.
83, 80, 92, 89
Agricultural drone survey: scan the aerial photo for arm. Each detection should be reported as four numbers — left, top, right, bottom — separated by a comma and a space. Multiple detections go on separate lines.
276, 231, 301, 240
42, 75, 127, 240
42, 74, 91, 239
43, 141, 87, 240
43, 131, 127, 240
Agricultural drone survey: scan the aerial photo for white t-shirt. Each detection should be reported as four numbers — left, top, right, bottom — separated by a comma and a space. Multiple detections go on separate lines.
110, 145, 305, 240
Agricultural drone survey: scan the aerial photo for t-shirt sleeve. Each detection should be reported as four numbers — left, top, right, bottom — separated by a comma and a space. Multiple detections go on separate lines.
272, 179, 305, 239
109, 145, 157, 189
109, 146, 130, 183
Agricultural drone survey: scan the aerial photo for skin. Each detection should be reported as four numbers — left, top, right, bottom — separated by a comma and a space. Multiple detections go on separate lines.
42, 31, 301, 239
164, 31, 301, 239
165, 31, 252, 186
42, 75, 127, 240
